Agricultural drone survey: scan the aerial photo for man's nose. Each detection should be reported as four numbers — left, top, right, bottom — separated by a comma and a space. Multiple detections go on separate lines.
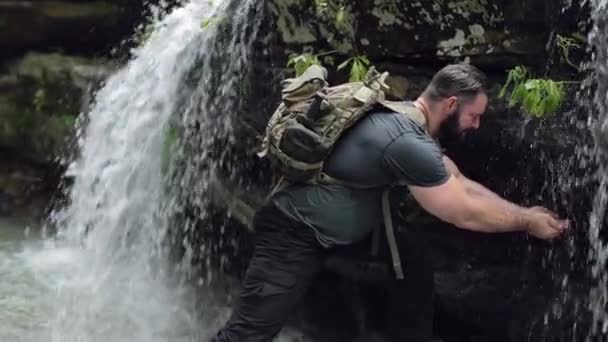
472, 118, 480, 129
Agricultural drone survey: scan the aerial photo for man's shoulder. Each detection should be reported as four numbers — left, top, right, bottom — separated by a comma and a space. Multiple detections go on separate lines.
366, 107, 428, 136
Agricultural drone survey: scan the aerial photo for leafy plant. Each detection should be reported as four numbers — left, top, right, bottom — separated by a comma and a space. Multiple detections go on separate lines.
287, 50, 371, 82
287, 50, 338, 76
499, 66, 568, 118
300, 1, 369, 81
337, 55, 370, 82
287, 53, 323, 76
33, 88, 46, 112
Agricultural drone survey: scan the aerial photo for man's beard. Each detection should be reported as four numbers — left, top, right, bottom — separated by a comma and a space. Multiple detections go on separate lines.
438, 107, 473, 145
439, 110, 463, 142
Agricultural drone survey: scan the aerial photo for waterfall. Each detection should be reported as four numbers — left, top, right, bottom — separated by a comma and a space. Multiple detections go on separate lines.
589, 0, 608, 337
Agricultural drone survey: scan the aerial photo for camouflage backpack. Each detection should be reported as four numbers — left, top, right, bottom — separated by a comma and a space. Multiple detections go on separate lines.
257, 64, 428, 280
258, 64, 426, 184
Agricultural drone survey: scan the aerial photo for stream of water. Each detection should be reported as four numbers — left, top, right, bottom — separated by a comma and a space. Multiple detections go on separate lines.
588, 0, 608, 336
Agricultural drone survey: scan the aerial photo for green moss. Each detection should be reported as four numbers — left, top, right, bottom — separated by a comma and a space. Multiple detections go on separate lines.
0, 53, 93, 160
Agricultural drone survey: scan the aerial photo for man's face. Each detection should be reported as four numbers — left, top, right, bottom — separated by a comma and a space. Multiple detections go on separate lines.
439, 92, 488, 141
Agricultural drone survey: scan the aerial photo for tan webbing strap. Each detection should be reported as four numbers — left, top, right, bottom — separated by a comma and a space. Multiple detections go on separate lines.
267, 176, 291, 200
378, 100, 427, 129
382, 189, 404, 279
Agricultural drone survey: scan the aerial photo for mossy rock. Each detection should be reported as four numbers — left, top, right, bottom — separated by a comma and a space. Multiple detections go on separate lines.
267, 0, 586, 69
0, 53, 111, 163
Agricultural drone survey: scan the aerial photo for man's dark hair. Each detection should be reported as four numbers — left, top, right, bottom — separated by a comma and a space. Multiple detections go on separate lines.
423, 64, 488, 102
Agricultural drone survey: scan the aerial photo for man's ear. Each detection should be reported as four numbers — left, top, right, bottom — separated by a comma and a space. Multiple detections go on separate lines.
446, 96, 458, 112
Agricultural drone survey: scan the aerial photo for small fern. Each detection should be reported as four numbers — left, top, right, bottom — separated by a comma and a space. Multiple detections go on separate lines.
287, 53, 323, 76
286, 50, 339, 76
499, 66, 568, 118
337, 55, 370, 82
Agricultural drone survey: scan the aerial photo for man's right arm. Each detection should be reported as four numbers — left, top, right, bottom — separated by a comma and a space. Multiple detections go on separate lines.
380, 128, 567, 239
408, 174, 568, 239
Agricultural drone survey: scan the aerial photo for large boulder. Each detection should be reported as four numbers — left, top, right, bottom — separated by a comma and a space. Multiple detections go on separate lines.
0, 53, 112, 217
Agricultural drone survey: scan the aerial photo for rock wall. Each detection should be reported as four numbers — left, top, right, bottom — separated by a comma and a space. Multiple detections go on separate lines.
268, 0, 579, 68
214, 0, 596, 340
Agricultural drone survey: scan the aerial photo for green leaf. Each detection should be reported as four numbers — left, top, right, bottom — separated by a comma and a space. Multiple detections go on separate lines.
522, 87, 539, 115
287, 53, 323, 76
544, 80, 563, 114
508, 83, 526, 108
499, 66, 527, 99
295, 61, 307, 76
336, 6, 346, 25
348, 60, 358, 82
337, 57, 352, 71
358, 55, 370, 65
350, 59, 367, 82
524, 79, 539, 90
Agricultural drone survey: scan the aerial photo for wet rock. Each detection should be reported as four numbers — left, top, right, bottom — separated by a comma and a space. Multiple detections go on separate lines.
0, 158, 58, 218
0, 52, 112, 164
266, 0, 588, 70
0, 191, 14, 216
204, 1, 595, 340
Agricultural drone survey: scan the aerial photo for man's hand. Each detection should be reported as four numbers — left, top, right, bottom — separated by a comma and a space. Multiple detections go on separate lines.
524, 206, 569, 240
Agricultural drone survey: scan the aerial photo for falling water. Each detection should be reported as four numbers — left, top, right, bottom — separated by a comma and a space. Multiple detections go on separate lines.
588, 0, 608, 337
0, 0, 262, 341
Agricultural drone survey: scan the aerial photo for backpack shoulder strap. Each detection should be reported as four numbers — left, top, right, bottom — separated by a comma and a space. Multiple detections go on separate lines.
378, 100, 427, 129
382, 189, 404, 279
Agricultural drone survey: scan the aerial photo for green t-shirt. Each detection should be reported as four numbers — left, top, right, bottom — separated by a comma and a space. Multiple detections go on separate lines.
272, 107, 449, 247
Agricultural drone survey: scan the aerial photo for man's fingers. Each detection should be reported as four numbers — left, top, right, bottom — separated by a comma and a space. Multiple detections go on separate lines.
534, 206, 560, 219
546, 216, 568, 233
